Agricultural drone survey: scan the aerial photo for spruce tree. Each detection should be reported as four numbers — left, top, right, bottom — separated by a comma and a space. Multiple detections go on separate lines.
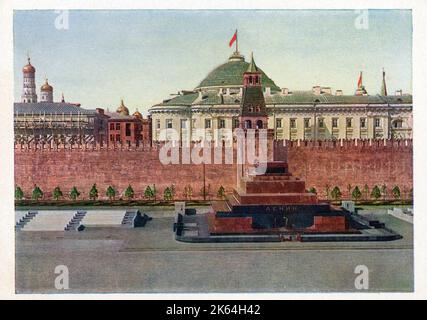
89, 184, 98, 200
15, 186, 24, 200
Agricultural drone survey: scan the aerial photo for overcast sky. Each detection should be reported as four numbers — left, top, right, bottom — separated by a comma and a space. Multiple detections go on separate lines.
14, 9, 412, 114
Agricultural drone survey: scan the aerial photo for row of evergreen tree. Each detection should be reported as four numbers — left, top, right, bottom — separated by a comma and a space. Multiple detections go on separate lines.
14, 184, 227, 201
308, 184, 412, 201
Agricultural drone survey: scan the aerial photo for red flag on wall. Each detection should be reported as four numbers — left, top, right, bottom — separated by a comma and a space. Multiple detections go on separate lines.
229, 30, 237, 47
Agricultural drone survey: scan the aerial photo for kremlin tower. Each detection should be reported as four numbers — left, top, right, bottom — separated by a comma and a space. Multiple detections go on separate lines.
239, 53, 268, 130
21, 57, 37, 103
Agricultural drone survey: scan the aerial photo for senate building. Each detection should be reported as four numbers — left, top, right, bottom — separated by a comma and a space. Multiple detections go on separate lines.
149, 50, 412, 142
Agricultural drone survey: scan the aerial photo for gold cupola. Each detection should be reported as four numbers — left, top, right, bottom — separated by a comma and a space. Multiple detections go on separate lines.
132, 108, 143, 119
116, 99, 130, 116
41, 78, 53, 92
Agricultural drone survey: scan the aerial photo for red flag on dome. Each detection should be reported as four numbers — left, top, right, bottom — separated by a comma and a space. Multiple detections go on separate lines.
229, 30, 237, 47
357, 71, 363, 88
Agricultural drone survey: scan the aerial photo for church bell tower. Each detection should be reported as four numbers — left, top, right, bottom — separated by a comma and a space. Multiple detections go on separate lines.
21, 56, 38, 103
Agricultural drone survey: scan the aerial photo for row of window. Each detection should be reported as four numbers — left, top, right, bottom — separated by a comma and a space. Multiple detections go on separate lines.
276, 117, 382, 129
156, 117, 403, 130
109, 122, 133, 136
158, 118, 240, 130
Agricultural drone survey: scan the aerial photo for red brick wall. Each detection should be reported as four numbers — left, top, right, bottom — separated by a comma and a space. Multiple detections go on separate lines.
14, 147, 237, 200
282, 139, 413, 198
14, 139, 412, 200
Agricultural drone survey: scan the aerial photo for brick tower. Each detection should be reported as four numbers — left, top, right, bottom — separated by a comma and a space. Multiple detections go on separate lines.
239, 52, 268, 130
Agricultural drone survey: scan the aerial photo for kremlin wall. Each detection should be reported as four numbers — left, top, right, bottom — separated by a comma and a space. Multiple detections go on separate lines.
14, 139, 412, 200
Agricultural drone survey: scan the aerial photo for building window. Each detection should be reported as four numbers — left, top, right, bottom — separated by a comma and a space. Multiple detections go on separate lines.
156, 119, 160, 129
219, 119, 226, 129
110, 134, 114, 142
180, 119, 187, 129
109, 123, 115, 130
360, 118, 366, 128
115, 123, 121, 130
304, 118, 310, 128
116, 134, 120, 141
346, 118, 353, 128
332, 118, 338, 128
166, 119, 173, 129
276, 118, 282, 128
290, 118, 296, 129
125, 123, 131, 137
375, 118, 381, 128
205, 119, 211, 129
393, 120, 403, 128
232, 118, 239, 129
245, 120, 252, 129
318, 118, 324, 128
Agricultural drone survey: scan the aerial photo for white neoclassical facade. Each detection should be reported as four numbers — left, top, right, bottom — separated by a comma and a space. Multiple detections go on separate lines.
149, 52, 412, 142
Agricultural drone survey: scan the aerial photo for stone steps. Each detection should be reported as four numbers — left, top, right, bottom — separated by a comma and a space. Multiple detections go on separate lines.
121, 210, 137, 227
65, 211, 87, 231
15, 211, 38, 231
22, 211, 77, 231
233, 189, 318, 205
244, 180, 306, 193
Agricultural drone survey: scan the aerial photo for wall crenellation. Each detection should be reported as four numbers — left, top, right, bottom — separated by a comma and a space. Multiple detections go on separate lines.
14, 138, 413, 152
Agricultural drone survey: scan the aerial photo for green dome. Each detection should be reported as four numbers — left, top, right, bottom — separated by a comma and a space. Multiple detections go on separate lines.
195, 54, 281, 92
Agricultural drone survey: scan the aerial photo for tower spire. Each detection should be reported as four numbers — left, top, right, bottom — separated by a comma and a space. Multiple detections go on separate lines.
246, 52, 258, 73
381, 68, 388, 96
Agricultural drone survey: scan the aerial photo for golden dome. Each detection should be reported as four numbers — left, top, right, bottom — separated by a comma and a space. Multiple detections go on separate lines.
23, 57, 35, 73
132, 108, 143, 119
41, 79, 53, 92
116, 99, 129, 116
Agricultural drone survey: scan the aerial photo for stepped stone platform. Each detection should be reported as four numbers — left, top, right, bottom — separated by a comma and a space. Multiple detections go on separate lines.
175, 161, 402, 242
20, 211, 76, 231
15, 209, 151, 232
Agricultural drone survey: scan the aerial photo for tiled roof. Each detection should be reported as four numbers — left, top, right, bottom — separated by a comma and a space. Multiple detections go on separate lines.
265, 92, 412, 104
158, 93, 199, 106
195, 59, 280, 92
153, 88, 412, 109
14, 102, 97, 115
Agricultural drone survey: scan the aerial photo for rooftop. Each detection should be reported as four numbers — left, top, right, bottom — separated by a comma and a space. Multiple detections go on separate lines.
195, 54, 280, 92
14, 102, 97, 115
153, 90, 412, 107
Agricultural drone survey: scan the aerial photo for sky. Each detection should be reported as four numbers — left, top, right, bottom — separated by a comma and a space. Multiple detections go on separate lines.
14, 9, 412, 114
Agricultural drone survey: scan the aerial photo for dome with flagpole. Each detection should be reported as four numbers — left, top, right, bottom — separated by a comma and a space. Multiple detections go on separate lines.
195, 53, 280, 92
